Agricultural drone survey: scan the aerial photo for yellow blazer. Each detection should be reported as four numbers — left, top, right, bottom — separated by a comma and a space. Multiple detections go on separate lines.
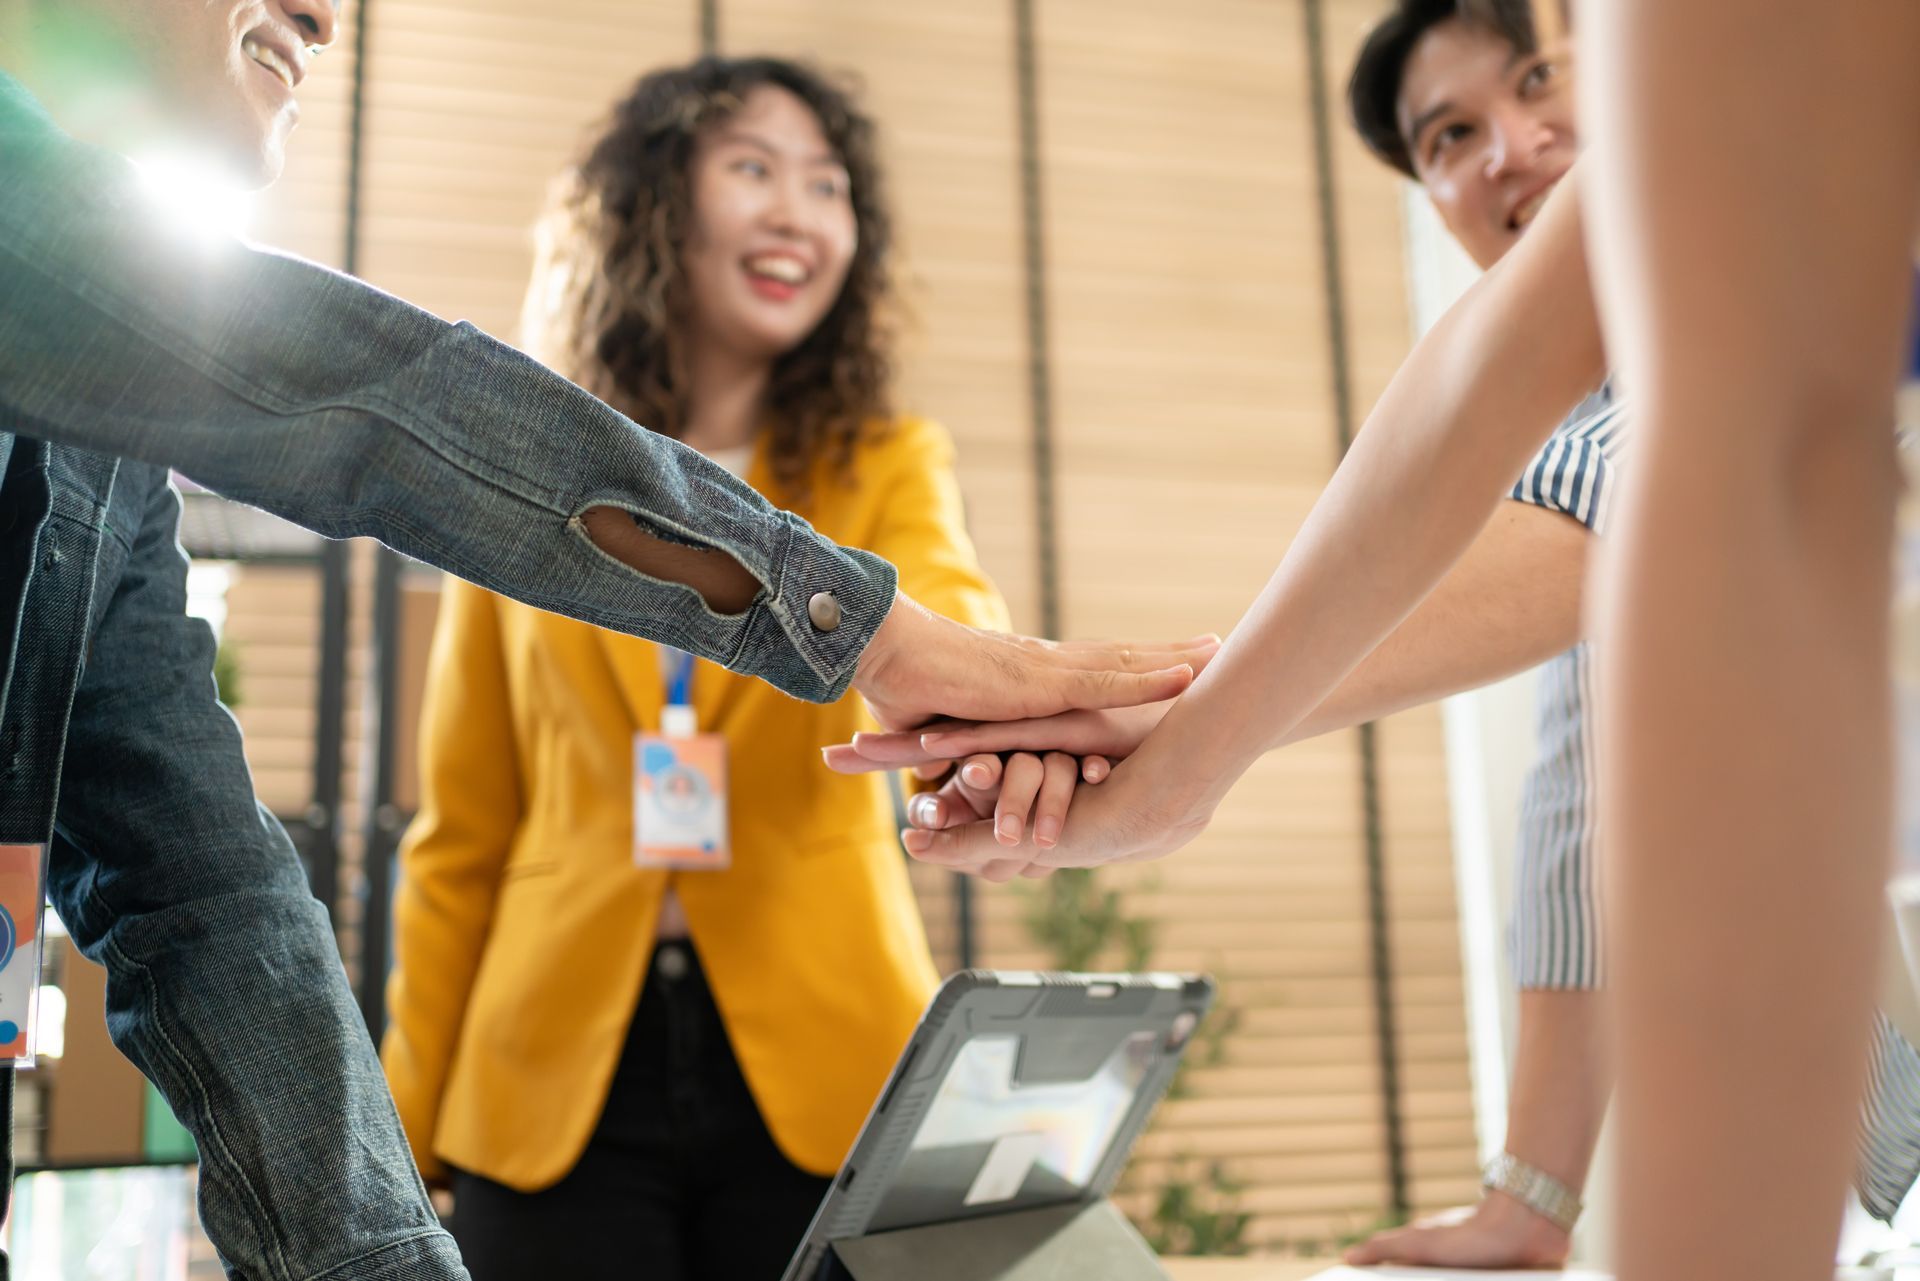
381, 417, 1007, 1189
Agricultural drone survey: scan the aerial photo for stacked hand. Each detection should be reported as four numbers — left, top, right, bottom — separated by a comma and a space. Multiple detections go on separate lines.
833, 613, 1224, 879
849, 595, 1214, 730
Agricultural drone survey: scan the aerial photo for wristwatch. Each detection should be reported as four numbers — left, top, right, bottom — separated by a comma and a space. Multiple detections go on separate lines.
1482, 1152, 1583, 1233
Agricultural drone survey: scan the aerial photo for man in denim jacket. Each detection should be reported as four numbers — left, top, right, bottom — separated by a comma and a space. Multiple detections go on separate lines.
0, 2, 1205, 1276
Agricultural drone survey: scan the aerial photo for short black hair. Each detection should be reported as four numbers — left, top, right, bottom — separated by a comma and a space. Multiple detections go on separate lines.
1347, 0, 1538, 180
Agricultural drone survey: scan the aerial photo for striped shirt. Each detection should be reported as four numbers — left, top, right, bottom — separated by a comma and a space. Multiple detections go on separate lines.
1503, 388, 1920, 1221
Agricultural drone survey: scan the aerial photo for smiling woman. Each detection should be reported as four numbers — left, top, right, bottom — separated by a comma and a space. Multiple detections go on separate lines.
521, 56, 894, 497
378, 54, 1015, 1281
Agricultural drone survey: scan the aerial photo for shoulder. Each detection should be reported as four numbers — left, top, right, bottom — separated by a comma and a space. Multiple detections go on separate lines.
848, 414, 957, 474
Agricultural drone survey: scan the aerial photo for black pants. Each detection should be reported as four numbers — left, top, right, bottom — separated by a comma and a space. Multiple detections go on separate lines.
1, 1065, 12, 1281
449, 942, 831, 1281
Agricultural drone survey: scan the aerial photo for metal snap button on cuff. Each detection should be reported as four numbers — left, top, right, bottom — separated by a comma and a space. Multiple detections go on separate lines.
807, 591, 842, 632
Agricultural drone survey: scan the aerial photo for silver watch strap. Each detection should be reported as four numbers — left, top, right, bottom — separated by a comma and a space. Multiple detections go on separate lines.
1482, 1151, 1583, 1233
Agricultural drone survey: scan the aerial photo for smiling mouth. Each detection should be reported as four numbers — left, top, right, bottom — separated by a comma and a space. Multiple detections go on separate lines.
242, 37, 298, 91
744, 254, 812, 287
1508, 183, 1558, 232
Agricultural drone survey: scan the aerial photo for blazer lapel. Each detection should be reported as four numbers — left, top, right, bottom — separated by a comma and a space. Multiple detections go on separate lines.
597, 629, 665, 735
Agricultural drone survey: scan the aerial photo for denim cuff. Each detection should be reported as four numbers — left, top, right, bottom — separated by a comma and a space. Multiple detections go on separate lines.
302, 1228, 467, 1281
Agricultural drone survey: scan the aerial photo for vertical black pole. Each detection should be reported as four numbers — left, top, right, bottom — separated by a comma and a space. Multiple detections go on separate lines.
308, 0, 380, 935
700, 0, 720, 56
957, 0, 1067, 973
358, 549, 403, 1040
339, 0, 402, 1039
309, 543, 348, 926
1302, 0, 1410, 1221
1012, 0, 1062, 643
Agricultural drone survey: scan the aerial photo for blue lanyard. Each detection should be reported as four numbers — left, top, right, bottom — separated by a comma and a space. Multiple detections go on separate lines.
663, 647, 695, 708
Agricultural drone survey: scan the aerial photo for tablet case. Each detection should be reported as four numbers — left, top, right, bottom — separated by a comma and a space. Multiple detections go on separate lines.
823, 1198, 1168, 1281
783, 970, 1212, 1281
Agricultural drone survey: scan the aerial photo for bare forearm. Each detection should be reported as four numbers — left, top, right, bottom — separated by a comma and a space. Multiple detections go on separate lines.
1283, 503, 1589, 744
1139, 177, 1605, 801
579, 507, 760, 613
1504, 990, 1612, 1194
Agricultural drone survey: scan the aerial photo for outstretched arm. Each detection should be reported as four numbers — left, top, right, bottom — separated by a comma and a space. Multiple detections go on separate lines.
0, 92, 1211, 720
899, 167, 1607, 873
829, 498, 1592, 774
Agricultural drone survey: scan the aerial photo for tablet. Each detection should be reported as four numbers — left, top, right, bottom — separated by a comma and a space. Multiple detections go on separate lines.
780, 969, 1215, 1281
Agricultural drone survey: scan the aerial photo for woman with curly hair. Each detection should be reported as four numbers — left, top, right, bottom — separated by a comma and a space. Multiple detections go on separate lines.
379, 56, 1010, 1279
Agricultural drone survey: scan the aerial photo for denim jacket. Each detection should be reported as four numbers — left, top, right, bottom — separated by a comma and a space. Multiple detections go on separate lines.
0, 69, 895, 843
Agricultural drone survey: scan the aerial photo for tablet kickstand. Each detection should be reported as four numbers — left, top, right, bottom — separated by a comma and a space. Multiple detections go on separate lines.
824, 1198, 1170, 1281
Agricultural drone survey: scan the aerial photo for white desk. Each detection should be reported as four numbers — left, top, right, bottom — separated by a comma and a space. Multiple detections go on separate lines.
1165, 1266, 1608, 1281
1163, 1263, 1329, 1281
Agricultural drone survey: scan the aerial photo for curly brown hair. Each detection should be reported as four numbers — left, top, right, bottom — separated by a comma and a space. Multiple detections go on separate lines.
520, 56, 895, 504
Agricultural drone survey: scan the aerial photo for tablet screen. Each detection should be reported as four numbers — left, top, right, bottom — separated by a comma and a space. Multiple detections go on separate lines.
867, 1029, 1156, 1233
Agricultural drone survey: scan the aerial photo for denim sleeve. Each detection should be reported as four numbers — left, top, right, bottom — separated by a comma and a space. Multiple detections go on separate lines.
46, 468, 457, 1277
0, 120, 893, 703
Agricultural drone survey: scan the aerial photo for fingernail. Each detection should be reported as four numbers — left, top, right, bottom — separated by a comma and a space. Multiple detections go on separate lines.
964, 762, 993, 787
922, 732, 953, 750
902, 830, 931, 854
997, 815, 1022, 845
1034, 818, 1060, 847
1085, 761, 1108, 782
910, 795, 939, 827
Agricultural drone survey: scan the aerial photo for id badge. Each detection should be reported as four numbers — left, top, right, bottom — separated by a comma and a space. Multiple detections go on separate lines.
633, 733, 731, 869
0, 844, 46, 1063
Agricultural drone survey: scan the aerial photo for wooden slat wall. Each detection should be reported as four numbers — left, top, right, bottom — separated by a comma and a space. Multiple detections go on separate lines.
355, 0, 700, 333
221, 566, 322, 816
227, 0, 1477, 1252
720, 0, 1044, 630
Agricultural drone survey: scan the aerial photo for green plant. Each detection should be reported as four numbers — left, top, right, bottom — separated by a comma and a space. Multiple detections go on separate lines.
1142, 1158, 1252, 1257
1019, 868, 1156, 971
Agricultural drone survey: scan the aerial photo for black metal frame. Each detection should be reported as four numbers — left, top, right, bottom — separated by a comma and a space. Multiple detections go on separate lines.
1301, 0, 1410, 1220
339, 0, 401, 1041
304, 541, 350, 926
700, 0, 720, 56
356, 550, 404, 1041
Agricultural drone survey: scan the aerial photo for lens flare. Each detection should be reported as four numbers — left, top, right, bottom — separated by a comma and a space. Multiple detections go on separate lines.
131, 151, 255, 245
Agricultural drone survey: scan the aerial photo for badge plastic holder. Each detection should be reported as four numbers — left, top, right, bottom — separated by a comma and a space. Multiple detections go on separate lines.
0, 844, 48, 1063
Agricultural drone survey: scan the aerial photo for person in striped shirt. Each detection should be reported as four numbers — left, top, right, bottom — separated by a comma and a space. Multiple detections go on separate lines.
829, 0, 1920, 1266
1338, 7, 1920, 1261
